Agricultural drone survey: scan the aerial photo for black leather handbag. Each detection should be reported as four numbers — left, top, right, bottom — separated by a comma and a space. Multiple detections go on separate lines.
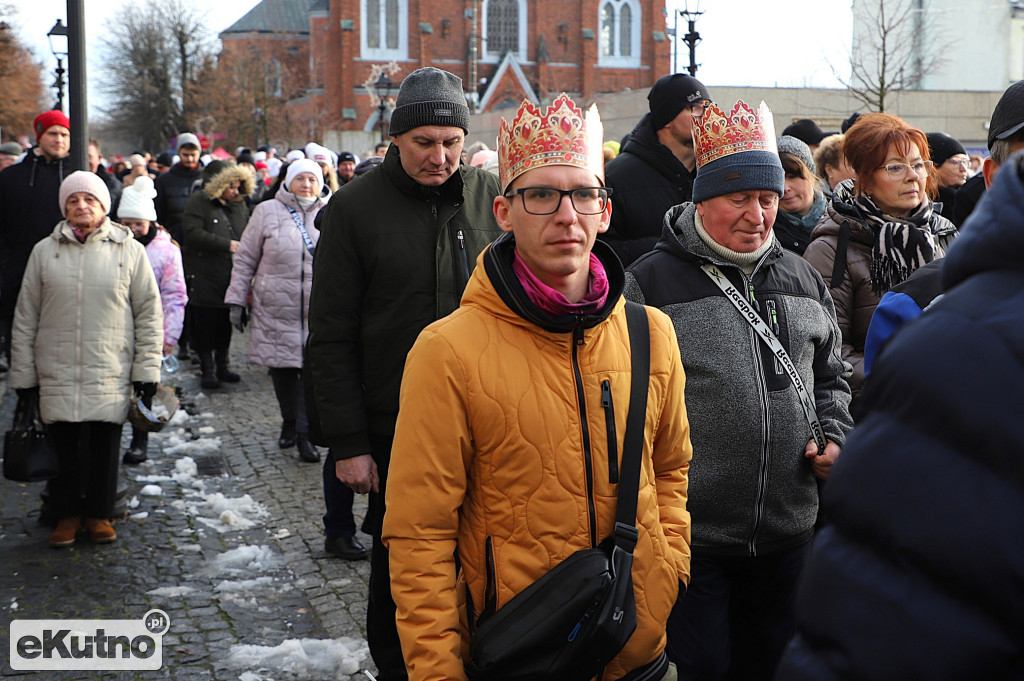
3, 389, 59, 483
465, 302, 651, 681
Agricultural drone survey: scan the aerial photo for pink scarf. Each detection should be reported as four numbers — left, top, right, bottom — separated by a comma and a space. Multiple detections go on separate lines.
513, 249, 610, 317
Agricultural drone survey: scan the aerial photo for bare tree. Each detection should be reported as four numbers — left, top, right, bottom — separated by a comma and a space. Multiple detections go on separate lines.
100, 0, 213, 151
838, 0, 946, 112
0, 5, 45, 140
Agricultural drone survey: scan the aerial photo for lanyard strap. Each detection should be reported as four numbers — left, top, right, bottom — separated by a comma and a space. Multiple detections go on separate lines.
700, 263, 828, 452
285, 205, 317, 257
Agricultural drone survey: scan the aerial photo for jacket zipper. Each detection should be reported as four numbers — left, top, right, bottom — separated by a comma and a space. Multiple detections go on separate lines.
572, 319, 599, 547
456, 229, 470, 292
601, 379, 619, 484
745, 275, 771, 557
766, 299, 783, 375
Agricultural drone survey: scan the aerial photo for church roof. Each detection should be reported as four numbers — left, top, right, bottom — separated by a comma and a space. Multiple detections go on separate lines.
220, 0, 314, 36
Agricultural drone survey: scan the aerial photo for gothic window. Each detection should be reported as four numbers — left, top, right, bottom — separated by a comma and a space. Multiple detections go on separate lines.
598, 0, 640, 67
482, 0, 527, 62
362, 0, 407, 60
266, 58, 283, 98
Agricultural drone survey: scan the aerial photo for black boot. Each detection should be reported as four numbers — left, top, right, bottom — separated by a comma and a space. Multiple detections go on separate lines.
279, 420, 297, 448
200, 352, 221, 389
123, 430, 149, 464
215, 350, 240, 383
177, 338, 190, 360
296, 433, 320, 462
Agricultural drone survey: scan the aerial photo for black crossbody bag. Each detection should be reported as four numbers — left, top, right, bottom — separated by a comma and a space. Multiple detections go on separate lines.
465, 301, 651, 681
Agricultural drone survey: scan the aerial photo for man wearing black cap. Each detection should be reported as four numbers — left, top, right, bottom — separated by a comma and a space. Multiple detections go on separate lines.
307, 66, 501, 681
337, 151, 356, 183
603, 73, 712, 266
926, 131, 969, 221
782, 118, 827, 152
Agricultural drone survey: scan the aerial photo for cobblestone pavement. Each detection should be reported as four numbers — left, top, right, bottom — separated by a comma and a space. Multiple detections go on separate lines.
0, 335, 377, 680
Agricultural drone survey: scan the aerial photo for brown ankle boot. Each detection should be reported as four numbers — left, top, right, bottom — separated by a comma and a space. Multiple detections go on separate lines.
86, 518, 117, 544
50, 517, 81, 548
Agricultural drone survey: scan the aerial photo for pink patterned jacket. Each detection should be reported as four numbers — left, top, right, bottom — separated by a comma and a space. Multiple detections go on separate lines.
145, 227, 188, 348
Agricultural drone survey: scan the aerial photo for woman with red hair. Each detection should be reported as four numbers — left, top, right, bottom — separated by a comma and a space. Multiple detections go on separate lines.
803, 113, 957, 409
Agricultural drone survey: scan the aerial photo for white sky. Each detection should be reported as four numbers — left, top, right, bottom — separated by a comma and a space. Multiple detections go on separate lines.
14, 0, 852, 115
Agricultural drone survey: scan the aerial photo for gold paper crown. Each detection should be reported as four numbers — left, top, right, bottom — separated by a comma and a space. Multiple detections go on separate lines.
497, 93, 604, 192
694, 100, 778, 169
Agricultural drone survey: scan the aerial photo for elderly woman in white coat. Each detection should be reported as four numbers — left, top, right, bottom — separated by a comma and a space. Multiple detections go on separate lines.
224, 160, 367, 560
11, 171, 163, 548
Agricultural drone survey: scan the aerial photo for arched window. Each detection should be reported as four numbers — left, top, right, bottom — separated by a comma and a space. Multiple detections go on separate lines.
482, 0, 527, 62
266, 58, 283, 98
598, 0, 640, 67
362, 0, 408, 60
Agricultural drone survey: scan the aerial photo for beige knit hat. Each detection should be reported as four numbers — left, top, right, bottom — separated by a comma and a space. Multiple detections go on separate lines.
59, 171, 111, 217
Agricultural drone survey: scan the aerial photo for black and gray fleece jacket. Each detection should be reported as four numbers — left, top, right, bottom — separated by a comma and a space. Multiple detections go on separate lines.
624, 203, 853, 557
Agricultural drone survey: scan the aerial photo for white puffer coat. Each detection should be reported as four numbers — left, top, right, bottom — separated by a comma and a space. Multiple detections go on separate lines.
10, 218, 163, 424
224, 184, 325, 368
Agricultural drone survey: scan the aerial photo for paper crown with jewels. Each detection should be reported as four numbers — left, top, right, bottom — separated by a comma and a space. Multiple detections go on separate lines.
691, 99, 785, 203
497, 93, 604, 192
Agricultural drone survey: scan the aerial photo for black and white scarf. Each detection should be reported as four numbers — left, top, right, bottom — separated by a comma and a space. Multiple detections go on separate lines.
833, 181, 953, 295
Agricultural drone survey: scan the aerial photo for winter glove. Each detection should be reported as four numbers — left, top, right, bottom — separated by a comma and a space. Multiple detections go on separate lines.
229, 304, 248, 333
133, 382, 157, 409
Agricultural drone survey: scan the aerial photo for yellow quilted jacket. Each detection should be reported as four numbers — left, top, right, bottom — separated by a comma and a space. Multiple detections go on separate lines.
384, 237, 692, 681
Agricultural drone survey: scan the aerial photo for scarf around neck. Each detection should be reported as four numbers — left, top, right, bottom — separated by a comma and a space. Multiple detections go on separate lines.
512, 249, 610, 317
834, 181, 950, 295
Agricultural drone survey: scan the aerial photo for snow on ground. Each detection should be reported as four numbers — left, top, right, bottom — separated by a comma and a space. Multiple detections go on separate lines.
147, 585, 197, 598
214, 545, 281, 574
224, 637, 370, 678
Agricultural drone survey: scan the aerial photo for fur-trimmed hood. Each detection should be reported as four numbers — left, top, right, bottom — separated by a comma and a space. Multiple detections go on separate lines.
202, 162, 255, 201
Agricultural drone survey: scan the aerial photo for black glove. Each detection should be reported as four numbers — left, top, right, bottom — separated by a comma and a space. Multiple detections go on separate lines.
133, 382, 157, 408
229, 305, 248, 333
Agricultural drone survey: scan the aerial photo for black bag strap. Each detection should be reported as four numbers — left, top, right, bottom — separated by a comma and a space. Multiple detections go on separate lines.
613, 301, 650, 551
830, 221, 851, 289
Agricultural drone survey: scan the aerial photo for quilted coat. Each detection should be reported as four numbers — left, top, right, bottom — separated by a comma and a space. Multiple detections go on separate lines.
10, 218, 162, 424
802, 182, 956, 402
224, 184, 325, 368
775, 146, 1024, 681
144, 227, 187, 349
383, 235, 693, 681
181, 163, 253, 307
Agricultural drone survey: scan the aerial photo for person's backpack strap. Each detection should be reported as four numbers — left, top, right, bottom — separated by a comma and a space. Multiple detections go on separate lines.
830, 221, 851, 289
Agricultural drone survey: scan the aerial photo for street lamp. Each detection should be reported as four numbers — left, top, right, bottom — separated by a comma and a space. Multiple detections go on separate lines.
46, 19, 68, 112
679, 0, 702, 78
375, 72, 395, 143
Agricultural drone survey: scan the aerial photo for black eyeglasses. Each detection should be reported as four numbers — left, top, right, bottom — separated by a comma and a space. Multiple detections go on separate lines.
505, 186, 612, 215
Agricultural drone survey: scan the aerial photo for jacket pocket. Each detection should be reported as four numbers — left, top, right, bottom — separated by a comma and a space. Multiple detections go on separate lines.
602, 379, 618, 484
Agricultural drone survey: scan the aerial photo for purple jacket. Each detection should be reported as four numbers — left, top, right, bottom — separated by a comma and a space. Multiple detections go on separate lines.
224, 185, 325, 368
146, 227, 188, 348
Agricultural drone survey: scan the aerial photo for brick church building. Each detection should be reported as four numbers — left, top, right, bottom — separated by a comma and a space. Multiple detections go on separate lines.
220, 0, 670, 145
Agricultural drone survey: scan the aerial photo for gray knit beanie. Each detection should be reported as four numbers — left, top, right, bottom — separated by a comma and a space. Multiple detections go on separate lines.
777, 135, 816, 175
388, 67, 471, 136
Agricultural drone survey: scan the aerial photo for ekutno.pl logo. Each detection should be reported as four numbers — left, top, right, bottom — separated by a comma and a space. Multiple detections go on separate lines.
10, 609, 169, 671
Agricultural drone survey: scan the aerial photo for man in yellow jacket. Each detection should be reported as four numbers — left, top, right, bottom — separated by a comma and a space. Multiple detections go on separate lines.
383, 94, 693, 681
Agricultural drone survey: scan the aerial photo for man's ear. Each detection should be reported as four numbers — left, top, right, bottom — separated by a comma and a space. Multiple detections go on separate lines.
982, 156, 999, 189
493, 195, 514, 234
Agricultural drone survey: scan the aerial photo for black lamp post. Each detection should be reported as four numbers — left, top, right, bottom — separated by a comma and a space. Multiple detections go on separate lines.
46, 19, 68, 112
679, 0, 703, 78
375, 72, 395, 143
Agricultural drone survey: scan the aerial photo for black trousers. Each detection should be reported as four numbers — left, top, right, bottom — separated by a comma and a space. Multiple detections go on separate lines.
268, 368, 308, 433
46, 421, 123, 519
189, 305, 232, 355
365, 431, 407, 681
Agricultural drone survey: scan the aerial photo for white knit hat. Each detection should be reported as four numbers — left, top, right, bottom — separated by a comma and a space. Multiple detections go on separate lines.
284, 159, 324, 193
117, 175, 158, 221
286, 149, 305, 162
59, 171, 111, 217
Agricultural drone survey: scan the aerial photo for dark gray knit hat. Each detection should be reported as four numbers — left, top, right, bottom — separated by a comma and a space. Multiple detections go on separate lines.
648, 74, 712, 129
388, 67, 471, 136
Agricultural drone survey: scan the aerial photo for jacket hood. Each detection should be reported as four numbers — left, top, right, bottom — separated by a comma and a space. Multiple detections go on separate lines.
202, 163, 256, 201
942, 152, 1024, 289
620, 113, 691, 180
652, 202, 785, 271
51, 217, 133, 244
478, 232, 625, 334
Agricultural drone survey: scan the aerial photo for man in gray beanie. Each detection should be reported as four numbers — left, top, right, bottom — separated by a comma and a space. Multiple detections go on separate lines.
604, 73, 713, 266
307, 66, 501, 681
624, 98, 852, 681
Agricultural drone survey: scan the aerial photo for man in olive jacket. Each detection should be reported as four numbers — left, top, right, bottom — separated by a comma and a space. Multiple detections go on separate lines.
307, 67, 501, 681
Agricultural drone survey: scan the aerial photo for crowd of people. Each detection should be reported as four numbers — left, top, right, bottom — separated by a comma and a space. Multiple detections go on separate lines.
0, 65, 1021, 680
